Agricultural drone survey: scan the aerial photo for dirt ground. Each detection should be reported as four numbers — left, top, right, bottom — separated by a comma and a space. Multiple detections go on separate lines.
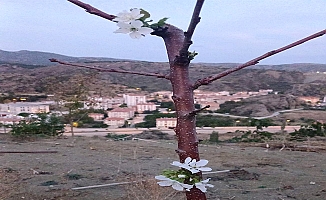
1, 134, 326, 200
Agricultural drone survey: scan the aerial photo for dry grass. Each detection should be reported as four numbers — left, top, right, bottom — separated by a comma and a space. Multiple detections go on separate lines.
0, 168, 20, 199
124, 178, 186, 200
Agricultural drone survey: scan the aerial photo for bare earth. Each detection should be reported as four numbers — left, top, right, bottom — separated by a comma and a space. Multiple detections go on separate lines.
1, 134, 326, 200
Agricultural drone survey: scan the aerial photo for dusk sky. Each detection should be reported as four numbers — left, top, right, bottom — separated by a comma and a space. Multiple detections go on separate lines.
1, 0, 325, 64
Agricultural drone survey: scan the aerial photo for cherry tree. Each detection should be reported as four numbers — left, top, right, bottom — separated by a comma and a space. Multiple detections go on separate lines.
50, 1, 325, 199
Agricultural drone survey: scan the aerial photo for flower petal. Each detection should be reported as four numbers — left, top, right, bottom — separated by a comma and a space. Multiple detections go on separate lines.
130, 8, 144, 19
155, 175, 170, 181
195, 184, 207, 192
184, 157, 192, 164
201, 178, 211, 183
138, 27, 153, 35
129, 31, 142, 39
189, 168, 200, 174
130, 20, 143, 29
196, 160, 209, 167
198, 167, 212, 172
171, 161, 183, 167
189, 159, 197, 167
158, 181, 173, 187
183, 183, 194, 191
171, 183, 184, 191
116, 22, 131, 29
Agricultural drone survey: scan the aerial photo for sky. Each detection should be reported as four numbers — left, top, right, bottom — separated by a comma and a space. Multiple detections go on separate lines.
1, 0, 325, 65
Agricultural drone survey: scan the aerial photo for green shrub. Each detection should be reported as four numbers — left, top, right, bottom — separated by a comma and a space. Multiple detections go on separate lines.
10, 113, 64, 139
289, 122, 326, 141
225, 130, 273, 143
105, 133, 131, 140
209, 131, 219, 143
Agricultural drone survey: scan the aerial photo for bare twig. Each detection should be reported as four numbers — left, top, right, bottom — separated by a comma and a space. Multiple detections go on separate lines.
176, 0, 205, 65
186, 105, 210, 117
193, 29, 326, 89
67, 0, 116, 21
49, 59, 170, 80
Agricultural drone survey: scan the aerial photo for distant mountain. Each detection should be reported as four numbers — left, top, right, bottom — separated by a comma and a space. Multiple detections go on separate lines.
0, 50, 128, 66
1, 49, 326, 72
200, 63, 326, 73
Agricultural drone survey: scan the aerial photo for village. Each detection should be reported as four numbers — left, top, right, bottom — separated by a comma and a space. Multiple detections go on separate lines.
1, 89, 325, 130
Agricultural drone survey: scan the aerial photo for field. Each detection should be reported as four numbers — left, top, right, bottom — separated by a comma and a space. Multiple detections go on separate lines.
1, 134, 326, 200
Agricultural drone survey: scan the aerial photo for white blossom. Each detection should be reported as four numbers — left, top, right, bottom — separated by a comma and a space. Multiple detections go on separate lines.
114, 8, 144, 23
114, 20, 153, 39
184, 178, 214, 193
171, 157, 212, 174
155, 175, 191, 191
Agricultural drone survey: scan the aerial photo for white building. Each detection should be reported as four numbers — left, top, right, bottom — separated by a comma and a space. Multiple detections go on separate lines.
107, 108, 134, 120
136, 103, 157, 113
156, 118, 177, 129
0, 102, 50, 115
0, 116, 23, 125
123, 94, 146, 107
84, 96, 124, 110
103, 117, 125, 128
88, 113, 104, 121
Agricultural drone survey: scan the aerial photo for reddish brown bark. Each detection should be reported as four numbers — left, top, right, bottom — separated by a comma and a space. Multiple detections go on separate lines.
160, 24, 206, 199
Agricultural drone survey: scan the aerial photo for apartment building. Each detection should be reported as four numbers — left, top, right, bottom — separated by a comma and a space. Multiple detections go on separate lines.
123, 94, 146, 107
103, 117, 125, 128
156, 118, 177, 129
88, 113, 104, 121
136, 103, 157, 113
84, 96, 124, 110
0, 102, 50, 115
107, 108, 134, 120
0, 116, 23, 125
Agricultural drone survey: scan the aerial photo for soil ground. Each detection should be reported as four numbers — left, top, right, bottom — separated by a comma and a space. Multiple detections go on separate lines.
1, 133, 326, 200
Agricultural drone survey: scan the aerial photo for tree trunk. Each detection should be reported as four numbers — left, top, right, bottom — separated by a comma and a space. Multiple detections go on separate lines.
160, 24, 207, 200
70, 123, 74, 137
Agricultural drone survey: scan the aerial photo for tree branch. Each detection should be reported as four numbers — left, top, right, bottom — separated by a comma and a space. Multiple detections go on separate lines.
193, 29, 326, 89
186, 105, 210, 118
67, 0, 116, 21
49, 59, 170, 80
175, 0, 205, 65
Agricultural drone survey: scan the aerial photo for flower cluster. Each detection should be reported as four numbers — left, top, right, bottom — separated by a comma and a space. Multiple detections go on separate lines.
171, 157, 212, 174
155, 157, 214, 193
114, 8, 153, 39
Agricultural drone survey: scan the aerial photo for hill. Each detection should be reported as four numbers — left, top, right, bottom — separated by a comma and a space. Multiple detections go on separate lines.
0, 50, 128, 67
0, 50, 325, 97
1, 49, 326, 72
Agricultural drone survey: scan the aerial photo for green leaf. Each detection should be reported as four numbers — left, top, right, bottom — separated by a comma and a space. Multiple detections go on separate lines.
157, 17, 169, 26
188, 51, 199, 60
139, 9, 151, 21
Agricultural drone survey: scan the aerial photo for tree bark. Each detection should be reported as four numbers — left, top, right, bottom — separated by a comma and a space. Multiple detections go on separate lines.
160, 24, 207, 200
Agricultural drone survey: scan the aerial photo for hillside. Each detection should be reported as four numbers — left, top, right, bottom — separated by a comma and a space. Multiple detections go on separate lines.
1, 50, 326, 72
225, 94, 305, 117
0, 50, 325, 97
202, 63, 326, 73
0, 50, 128, 67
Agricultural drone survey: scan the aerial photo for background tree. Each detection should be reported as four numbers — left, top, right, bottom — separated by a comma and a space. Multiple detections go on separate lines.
50, 1, 326, 199
10, 113, 64, 139
45, 73, 94, 136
